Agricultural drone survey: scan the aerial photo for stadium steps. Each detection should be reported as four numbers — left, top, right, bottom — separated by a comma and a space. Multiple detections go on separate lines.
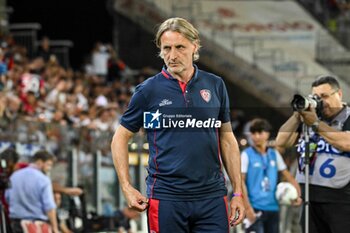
110, 0, 350, 110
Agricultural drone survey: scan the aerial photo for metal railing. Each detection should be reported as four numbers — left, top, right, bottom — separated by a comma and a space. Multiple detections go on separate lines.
0, 6, 13, 33
8, 23, 74, 67
8, 23, 41, 58
0, 117, 148, 224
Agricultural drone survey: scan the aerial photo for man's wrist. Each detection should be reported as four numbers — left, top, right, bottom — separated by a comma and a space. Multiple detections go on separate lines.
311, 119, 320, 132
292, 112, 301, 121
232, 192, 243, 198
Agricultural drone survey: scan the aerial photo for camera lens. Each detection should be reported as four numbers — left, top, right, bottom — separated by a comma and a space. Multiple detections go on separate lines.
291, 95, 308, 111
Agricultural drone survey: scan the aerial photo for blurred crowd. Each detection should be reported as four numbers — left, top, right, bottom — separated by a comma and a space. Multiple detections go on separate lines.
0, 33, 158, 157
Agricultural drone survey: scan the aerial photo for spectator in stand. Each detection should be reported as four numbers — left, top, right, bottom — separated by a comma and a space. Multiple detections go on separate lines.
28, 57, 46, 75
73, 83, 89, 111
36, 36, 55, 63
64, 94, 82, 125
94, 84, 109, 108
45, 78, 68, 109
116, 88, 132, 112
90, 107, 113, 132
5, 64, 24, 93
22, 91, 42, 117
12, 44, 29, 67
108, 102, 121, 131
1, 35, 15, 70
0, 48, 8, 90
74, 110, 91, 128
0, 94, 21, 125
0, 93, 6, 121
107, 45, 126, 84
91, 42, 110, 81
51, 110, 68, 126
19, 64, 45, 104
43, 63, 65, 92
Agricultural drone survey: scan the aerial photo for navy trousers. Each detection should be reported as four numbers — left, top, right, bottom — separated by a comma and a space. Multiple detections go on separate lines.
148, 196, 229, 233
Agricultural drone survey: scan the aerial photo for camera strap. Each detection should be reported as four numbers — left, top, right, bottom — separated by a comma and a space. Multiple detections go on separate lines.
297, 134, 319, 173
298, 151, 318, 174
342, 115, 350, 131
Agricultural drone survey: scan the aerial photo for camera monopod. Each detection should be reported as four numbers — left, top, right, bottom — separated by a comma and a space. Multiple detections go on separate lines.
303, 124, 311, 233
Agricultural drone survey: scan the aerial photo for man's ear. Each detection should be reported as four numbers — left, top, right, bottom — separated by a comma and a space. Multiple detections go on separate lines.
193, 40, 199, 53
338, 89, 343, 99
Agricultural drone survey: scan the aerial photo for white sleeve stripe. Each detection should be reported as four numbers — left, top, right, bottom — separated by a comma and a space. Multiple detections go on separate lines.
275, 149, 287, 171
241, 151, 249, 173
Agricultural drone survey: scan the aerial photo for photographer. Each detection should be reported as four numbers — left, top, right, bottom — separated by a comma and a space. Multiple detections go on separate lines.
276, 75, 350, 233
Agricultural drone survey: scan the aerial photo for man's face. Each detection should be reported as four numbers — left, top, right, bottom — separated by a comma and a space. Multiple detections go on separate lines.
250, 131, 270, 147
41, 160, 53, 174
312, 83, 343, 119
160, 31, 198, 76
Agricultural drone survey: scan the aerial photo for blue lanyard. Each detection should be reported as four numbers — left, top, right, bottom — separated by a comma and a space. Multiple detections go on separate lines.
253, 147, 270, 177
261, 154, 269, 177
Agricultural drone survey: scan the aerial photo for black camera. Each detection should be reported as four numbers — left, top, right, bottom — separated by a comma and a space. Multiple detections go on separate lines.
291, 94, 323, 118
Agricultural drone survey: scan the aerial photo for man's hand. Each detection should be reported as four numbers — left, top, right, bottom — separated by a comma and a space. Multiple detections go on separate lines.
300, 108, 318, 126
52, 228, 60, 233
229, 196, 245, 227
63, 187, 83, 196
291, 196, 303, 206
123, 185, 148, 212
245, 207, 256, 223
52, 182, 83, 196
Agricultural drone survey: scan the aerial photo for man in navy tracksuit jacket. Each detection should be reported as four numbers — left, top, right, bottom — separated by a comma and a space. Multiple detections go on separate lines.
111, 17, 245, 233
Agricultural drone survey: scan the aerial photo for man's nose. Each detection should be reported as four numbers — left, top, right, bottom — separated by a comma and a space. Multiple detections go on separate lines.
169, 49, 178, 60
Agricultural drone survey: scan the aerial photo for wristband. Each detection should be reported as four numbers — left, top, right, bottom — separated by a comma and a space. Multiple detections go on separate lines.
232, 192, 243, 198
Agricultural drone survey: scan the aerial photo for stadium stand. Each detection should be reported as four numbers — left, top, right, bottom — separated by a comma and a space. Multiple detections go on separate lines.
112, 0, 350, 107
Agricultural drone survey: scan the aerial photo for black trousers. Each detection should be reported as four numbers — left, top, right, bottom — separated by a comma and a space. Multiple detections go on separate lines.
10, 220, 23, 233
300, 202, 350, 233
